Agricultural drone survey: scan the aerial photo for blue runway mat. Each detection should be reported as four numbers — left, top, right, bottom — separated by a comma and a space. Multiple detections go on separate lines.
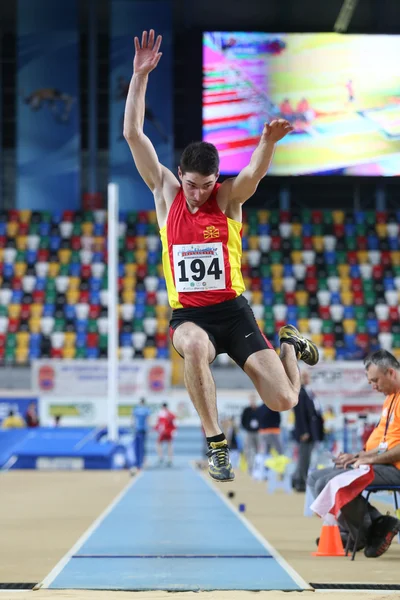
43, 464, 308, 591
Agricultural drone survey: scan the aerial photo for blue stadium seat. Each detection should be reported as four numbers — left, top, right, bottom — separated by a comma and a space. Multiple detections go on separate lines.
367, 235, 379, 250
354, 211, 365, 224
258, 224, 270, 235
283, 265, 293, 277
303, 224, 313, 237
64, 304, 75, 320
120, 333, 131, 347
263, 291, 274, 306
69, 264, 81, 277
157, 348, 169, 359
76, 333, 87, 348
330, 291, 341, 305
87, 347, 100, 359
11, 290, 23, 304
345, 223, 356, 236
94, 223, 104, 236
35, 277, 47, 290
343, 306, 355, 319
388, 238, 399, 251
350, 265, 361, 278
324, 251, 337, 265
43, 304, 55, 317
89, 291, 100, 305
76, 319, 88, 333
50, 236, 61, 251
26, 250, 37, 265
89, 277, 102, 292
366, 319, 379, 335
39, 223, 51, 236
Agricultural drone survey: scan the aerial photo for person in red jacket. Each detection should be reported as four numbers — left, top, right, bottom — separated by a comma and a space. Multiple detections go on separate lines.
155, 403, 176, 467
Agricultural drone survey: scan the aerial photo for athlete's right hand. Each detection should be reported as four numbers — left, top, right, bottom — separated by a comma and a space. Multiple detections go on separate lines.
134, 30, 162, 76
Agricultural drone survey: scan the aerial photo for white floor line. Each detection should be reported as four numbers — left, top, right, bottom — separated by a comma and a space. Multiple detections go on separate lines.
37, 471, 143, 590
195, 466, 312, 591
314, 591, 400, 595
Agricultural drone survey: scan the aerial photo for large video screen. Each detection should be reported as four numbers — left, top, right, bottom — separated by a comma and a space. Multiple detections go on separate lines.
203, 33, 400, 176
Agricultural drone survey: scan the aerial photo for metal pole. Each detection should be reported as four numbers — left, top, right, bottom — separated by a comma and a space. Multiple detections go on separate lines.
107, 183, 119, 441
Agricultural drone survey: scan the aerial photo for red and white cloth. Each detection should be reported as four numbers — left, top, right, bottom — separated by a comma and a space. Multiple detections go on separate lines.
310, 465, 375, 519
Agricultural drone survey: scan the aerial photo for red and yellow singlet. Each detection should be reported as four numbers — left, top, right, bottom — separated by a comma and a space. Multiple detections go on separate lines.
160, 184, 245, 309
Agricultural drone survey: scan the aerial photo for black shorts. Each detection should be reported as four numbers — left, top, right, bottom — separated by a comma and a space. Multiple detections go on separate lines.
169, 295, 274, 369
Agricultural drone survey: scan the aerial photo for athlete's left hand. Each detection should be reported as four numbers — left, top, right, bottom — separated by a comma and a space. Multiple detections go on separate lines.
262, 119, 294, 142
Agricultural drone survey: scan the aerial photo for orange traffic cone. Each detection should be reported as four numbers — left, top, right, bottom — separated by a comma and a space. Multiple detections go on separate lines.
312, 514, 345, 557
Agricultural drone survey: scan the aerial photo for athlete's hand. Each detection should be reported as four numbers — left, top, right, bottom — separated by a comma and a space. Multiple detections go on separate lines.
134, 30, 162, 76
262, 119, 293, 143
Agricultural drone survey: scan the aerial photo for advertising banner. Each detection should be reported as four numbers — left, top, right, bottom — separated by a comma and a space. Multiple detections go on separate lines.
16, 0, 80, 209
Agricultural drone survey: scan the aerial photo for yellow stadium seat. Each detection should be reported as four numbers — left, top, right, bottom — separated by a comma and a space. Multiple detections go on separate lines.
271, 264, 283, 278
337, 264, 350, 277
376, 223, 387, 238
258, 210, 269, 224
155, 305, 170, 319
292, 223, 302, 237
252, 290, 263, 305
93, 236, 105, 251
393, 348, 400, 361
8, 304, 21, 319
343, 319, 356, 334
312, 236, 324, 252
15, 347, 29, 364
81, 222, 93, 236
123, 276, 136, 290
48, 262, 60, 277
19, 210, 31, 223
291, 251, 303, 264
157, 264, 164, 278
256, 319, 264, 331
357, 251, 368, 264
323, 347, 336, 361
340, 277, 352, 292
59, 249, 71, 264
341, 291, 354, 306
7, 222, 18, 237
122, 290, 135, 304
16, 331, 30, 348
157, 318, 169, 334
248, 236, 259, 250
272, 278, 283, 293
242, 223, 249, 236
16, 236, 27, 250
297, 319, 309, 334
241, 251, 248, 265
30, 303, 43, 319
332, 211, 344, 225
311, 333, 323, 347
68, 276, 80, 290
143, 346, 157, 359
135, 249, 147, 264
64, 332, 76, 347
14, 262, 27, 277
66, 290, 80, 304
29, 318, 41, 333
136, 236, 147, 250
148, 210, 158, 224
63, 347, 76, 359
0, 248, 3, 262
392, 252, 400, 266
295, 291, 309, 306
124, 263, 137, 277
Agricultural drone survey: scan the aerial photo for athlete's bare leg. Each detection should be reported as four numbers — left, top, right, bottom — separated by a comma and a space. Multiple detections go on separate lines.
243, 344, 300, 411
172, 322, 220, 437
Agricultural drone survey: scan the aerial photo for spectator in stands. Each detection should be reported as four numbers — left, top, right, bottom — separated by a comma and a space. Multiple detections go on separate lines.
240, 392, 260, 471
25, 402, 40, 428
308, 350, 400, 558
2, 410, 25, 429
54, 415, 62, 427
256, 403, 282, 456
292, 370, 324, 492
155, 402, 176, 467
132, 398, 151, 473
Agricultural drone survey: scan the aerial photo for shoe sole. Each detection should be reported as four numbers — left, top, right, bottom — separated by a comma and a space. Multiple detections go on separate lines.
209, 473, 235, 482
279, 325, 319, 366
365, 525, 400, 558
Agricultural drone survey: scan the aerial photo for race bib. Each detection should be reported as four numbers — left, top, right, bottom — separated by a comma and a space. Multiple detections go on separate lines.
173, 242, 226, 292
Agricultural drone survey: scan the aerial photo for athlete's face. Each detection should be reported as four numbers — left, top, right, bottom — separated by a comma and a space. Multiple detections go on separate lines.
178, 169, 219, 210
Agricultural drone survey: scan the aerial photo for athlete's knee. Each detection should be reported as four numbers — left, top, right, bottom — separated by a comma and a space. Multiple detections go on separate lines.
178, 330, 210, 361
263, 389, 298, 412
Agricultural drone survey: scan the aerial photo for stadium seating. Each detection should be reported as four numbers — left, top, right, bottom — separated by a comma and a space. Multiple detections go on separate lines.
1, 208, 400, 365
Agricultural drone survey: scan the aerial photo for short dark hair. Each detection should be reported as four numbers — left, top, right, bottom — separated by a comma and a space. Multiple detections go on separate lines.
364, 350, 400, 372
180, 142, 219, 176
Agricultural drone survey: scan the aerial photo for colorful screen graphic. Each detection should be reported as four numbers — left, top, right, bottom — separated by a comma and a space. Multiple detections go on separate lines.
203, 33, 400, 176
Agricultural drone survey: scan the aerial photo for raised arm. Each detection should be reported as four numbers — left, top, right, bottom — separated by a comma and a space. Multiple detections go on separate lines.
221, 119, 293, 205
123, 30, 165, 192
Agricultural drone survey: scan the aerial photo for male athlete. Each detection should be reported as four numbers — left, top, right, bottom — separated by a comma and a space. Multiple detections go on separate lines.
124, 30, 319, 482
